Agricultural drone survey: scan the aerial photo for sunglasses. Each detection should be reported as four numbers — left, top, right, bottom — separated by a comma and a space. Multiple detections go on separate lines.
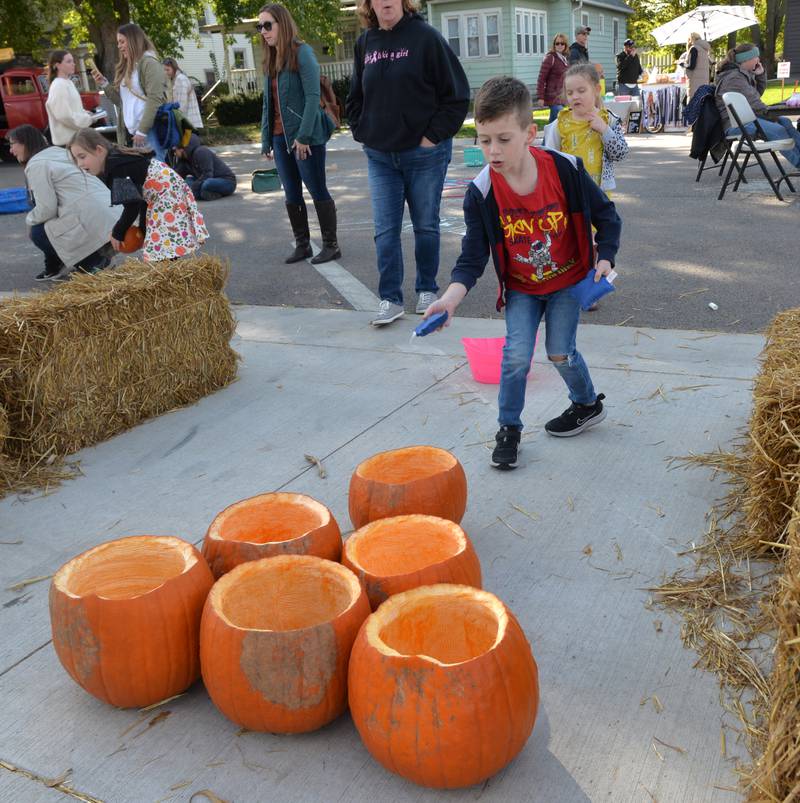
555, 42, 567, 46
256, 21, 275, 31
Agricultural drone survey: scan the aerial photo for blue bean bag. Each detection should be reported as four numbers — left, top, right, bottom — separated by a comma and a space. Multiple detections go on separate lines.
0, 188, 31, 214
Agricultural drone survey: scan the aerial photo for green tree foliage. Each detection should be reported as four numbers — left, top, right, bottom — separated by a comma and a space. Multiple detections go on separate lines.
0, 0, 65, 54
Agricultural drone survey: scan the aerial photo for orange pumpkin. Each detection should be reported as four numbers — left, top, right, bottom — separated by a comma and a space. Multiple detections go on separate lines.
119, 225, 144, 253
200, 555, 370, 733
202, 492, 342, 578
348, 446, 467, 528
348, 584, 538, 788
342, 515, 481, 609
49, 535, 214, 708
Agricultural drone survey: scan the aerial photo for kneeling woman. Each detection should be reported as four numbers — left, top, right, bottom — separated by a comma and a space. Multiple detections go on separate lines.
8, 124, 119, 281
68, 128, 209, 261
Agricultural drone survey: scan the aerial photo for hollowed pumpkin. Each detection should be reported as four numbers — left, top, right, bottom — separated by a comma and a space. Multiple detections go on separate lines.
49, 535, 214, 708
342, 515, 481, 609
202, 492, 342, 578
200, 555, 370, 733
348, 584, 539, 789
348, 446, 467, 528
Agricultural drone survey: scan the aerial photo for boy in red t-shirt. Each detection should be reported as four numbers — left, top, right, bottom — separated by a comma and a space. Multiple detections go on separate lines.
424, 76, 622, 469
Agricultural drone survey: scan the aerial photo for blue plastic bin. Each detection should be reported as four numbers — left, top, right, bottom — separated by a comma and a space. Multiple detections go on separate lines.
0, 188, 31, 215
463, 147, 484, 167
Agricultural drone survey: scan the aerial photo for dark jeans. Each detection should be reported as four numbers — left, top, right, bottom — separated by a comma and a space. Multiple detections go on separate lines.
185, 175, 236, 200
272, 133, 332, 205
548, 104, 564, 122
30, 223, 109, 273
363, 139, 452, 305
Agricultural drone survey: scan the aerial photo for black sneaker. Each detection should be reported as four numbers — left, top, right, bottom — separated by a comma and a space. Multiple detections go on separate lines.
545, 393, 606, 437
35, 269, 63, 282
491, 425, 521, 469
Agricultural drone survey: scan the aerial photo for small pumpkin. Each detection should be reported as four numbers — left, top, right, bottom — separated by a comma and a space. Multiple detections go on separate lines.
348, 584, 538, 788
348, 446, 467, 528
202, 492, 342, 578
342, 514, 481, 609
49, 535, 214, 708
200, 555, 370, 733
119, 225, 145, 253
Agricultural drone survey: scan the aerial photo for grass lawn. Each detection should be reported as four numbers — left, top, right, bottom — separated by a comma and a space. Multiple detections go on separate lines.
457, 109, 550, 140
203, 124, 262, 147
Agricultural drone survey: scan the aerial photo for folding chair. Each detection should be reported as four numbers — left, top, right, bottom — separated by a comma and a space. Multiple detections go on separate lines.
719, 91, 797, 201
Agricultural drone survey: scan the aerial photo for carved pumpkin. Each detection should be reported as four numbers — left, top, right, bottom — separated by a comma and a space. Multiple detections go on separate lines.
49, 535, 214, 708
348, 584, 539, 788
200, 555, 370, 733
202, 492, 342, 579
348, 446, 467, 528
342, 515, 481, 609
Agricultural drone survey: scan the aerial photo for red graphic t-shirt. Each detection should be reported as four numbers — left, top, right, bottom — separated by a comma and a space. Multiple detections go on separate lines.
491, 148, 586, 295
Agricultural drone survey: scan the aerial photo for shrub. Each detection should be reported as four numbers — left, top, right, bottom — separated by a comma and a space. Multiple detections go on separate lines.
331, 75, 351, 122
213, 92, 264, 126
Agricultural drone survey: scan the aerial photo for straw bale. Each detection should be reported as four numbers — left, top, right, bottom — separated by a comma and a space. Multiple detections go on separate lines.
0, 255, 238, 472
747, 489, 800, 801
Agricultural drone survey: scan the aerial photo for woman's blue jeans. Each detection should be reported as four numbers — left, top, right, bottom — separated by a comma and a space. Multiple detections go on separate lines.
548, 104, 564, 122
499, 287, 597, 428
272, 134, 332, 205
726, 116, 800, 168
146, 128, 167, 163
364, 139, 452, 305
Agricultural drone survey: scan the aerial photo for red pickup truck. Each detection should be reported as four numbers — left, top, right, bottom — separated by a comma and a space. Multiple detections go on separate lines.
0, 63, 113, 161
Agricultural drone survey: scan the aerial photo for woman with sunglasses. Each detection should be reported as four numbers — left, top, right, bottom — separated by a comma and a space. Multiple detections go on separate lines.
536, 34, 570, 123
258, 4, 340, 265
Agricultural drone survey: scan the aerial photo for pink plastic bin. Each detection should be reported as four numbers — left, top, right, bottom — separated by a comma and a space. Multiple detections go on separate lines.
461, 336, 535, 384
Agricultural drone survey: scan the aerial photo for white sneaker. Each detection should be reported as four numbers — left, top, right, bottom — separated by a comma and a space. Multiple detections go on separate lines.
371, 299, 405, 326
415, 291, 438, 314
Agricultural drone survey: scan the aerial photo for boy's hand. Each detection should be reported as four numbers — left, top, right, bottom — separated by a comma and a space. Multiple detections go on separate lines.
595, 259, 613, 281
423, 284, 468, 327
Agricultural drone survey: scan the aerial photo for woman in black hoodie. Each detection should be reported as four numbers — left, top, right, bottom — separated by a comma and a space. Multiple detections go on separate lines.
346, 0, 469, 326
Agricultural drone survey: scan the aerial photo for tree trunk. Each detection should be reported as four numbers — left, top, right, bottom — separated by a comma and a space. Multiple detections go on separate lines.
73, 0, 131, 79
762, 0, 787, 75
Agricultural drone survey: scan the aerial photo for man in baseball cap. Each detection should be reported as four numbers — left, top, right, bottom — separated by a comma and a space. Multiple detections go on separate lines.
616, 37, 643, 95
569, 26, 591, 64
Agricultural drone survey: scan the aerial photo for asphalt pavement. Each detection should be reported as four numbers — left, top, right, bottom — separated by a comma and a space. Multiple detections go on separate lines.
1, 128, 798, 333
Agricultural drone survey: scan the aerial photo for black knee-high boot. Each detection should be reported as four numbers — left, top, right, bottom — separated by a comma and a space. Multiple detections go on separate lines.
285, 202, 313, 263
310, 199, 341, 264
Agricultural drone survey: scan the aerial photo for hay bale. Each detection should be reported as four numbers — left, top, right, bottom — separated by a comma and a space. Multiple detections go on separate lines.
741, 308, 800, 553
747, 489, 800, 800
0, 255, 238, 465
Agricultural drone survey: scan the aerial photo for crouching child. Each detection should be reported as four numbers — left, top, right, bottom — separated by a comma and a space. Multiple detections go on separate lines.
424, 76, 622, 469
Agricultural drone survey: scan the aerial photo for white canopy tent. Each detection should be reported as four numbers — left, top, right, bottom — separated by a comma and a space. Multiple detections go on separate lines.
650, 5, 758, 46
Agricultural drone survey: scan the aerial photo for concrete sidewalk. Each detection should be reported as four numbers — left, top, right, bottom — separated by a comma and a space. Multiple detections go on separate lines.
0, 305, 762, 802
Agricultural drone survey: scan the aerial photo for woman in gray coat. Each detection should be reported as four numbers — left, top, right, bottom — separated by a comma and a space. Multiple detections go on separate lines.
8, 125, 121, 281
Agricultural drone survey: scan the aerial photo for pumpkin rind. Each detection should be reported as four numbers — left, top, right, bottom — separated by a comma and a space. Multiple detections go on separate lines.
202, 492, 342, 578
49, 535, 214, 708
200, 555, 370, 733
342, 515, 482, 609
348, 446, 467, 528
348, 584, 539, 788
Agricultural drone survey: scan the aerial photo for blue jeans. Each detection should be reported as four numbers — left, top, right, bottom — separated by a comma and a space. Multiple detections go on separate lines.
499, 287, 597, 428
615, 84, 641, 97
548, 104, 564, 122
146, 128, 167, 163
727, 117, 800, 168
364, 139, 452, 305
30, 224, 108, 271
185, 175, 236, 200
272, 133, 332, 205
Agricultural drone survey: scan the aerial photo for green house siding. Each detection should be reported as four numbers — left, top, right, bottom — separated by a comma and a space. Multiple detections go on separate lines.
428, 0, 630, 96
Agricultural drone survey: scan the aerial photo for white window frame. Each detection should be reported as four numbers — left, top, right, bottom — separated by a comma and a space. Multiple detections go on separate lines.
581, 11, 589, 28
612, 18, 619, 53
442, 9, 503, 60
514, 9, 548, 57
598, 14, 605, 35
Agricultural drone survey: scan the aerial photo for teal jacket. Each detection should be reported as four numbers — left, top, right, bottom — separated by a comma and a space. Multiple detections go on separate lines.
261, 43, 334, 153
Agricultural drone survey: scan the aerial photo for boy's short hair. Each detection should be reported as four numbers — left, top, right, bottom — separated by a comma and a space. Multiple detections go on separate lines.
474, 76, 532, 129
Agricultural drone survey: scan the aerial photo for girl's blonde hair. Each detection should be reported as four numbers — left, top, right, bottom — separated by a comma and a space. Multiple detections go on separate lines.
564, 63, 604, 108
357, 0, 418, 28
68, 127, 149, 160
114, 23, 158, 88
259, 4, 302, 76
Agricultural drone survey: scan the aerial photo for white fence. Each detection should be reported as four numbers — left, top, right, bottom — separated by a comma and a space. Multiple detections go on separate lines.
227, 61, 351, 96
